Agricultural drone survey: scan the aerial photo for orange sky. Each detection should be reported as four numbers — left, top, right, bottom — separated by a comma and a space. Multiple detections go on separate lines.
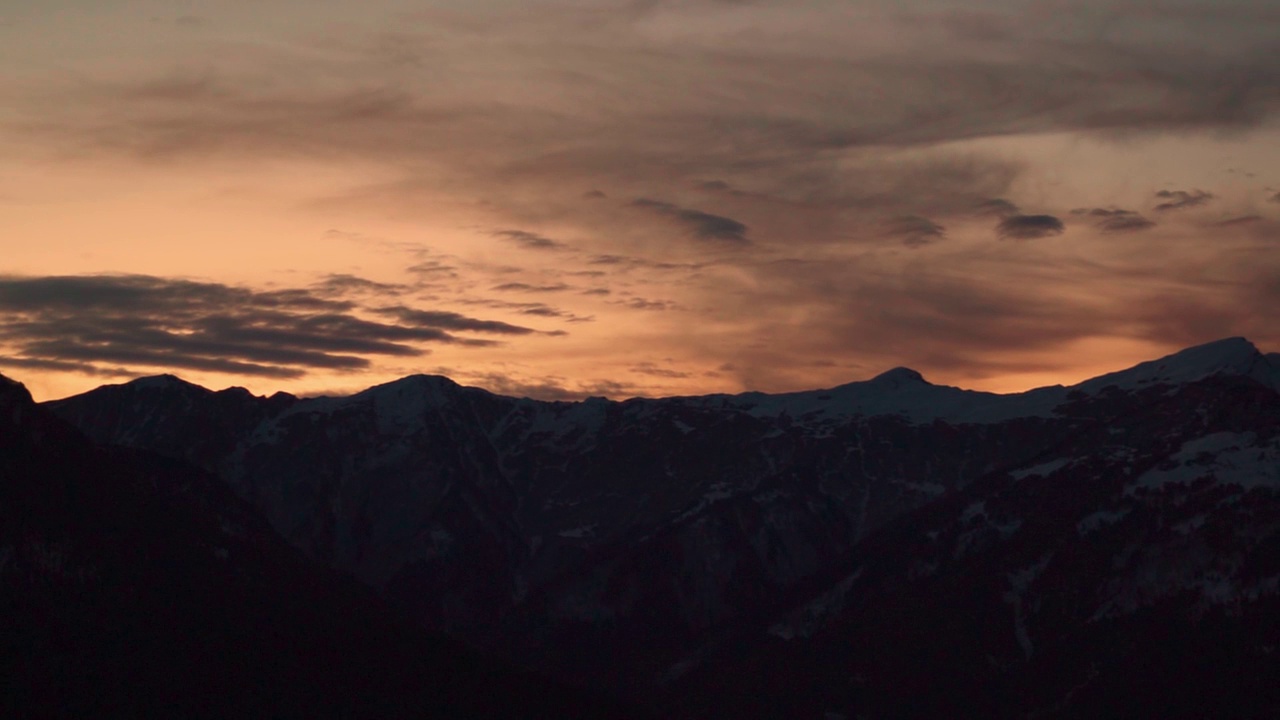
2, 1, 1278, 402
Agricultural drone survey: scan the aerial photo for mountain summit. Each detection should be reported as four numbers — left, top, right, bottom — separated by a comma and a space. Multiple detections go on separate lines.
1076, 336, 1276, 393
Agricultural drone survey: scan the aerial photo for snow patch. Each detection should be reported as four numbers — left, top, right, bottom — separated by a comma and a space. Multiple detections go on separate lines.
1011, 458, 1071, 480
558, 524, 598, 539
961, 501, 987, 523
1130, 432, 1280, 492
704, 482, 733, 501
1077, 508, 1130, 535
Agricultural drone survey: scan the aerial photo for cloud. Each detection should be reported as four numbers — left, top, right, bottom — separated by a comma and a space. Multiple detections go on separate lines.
631, 198, 750, 243
406, 260, 460, 279
586, 254, 705, 273
0, 356, 135, 377
371, 306, 537, 335
455, 297, 595, 323
12, 2, 1280, 235
582, 190, 608, 200
491, 229, 568, 251
1099, 214, 1156, 233
688, 255, 1114, 391
455, 371, 640, 401
1071, 207, 1156, 233
884, 215, 946, 247
996, 214, 1065, 240
588, 255, 628, 265
629, 362, 693, 379
974, 198, 1021, 218
0, 275, 542, 379
491, 282, 571, 293
312, 274, 409, 297
618, 297, 676, 311
1154, 189, 1215, 211
1214, 215, 1263, 227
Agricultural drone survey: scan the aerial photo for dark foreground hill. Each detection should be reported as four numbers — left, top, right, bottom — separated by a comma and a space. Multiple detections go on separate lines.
0, 374, 642, 719
32, 337, 1280, 717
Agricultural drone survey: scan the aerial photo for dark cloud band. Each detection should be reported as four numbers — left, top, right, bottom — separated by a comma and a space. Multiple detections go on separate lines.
0, 275, 541, 379
996, 214, 1065, 240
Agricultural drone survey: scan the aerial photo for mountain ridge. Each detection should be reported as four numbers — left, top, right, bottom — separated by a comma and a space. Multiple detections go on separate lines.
25, 335, 1280, 717
0, 366, 645, 718
73, 336, 1275, 408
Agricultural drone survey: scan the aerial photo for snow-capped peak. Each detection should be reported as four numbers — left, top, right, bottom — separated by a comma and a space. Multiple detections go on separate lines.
337, 374, 467, 431
1073, 337, 1274, 394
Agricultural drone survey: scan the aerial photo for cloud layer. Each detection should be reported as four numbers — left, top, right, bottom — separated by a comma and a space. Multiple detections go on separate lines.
0, 275, 542, 379
0, 0, 1278, 398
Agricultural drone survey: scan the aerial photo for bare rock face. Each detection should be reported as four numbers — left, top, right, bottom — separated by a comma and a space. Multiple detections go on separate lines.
45, 338, 1280, 715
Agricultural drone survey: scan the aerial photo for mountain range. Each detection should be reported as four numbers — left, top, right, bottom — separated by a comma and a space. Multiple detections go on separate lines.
5, 337, 1279, 717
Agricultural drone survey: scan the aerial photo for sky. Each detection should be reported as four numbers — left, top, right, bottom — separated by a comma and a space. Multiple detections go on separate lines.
1, 0, 1278, 402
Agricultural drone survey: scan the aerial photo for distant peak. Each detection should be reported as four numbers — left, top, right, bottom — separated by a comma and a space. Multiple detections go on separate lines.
0, 373, 33, 405
354, 373, 463, 404
869, 367, 928, 387
388, 374, 461, 390
1172, 336, 1256, 355
1150, 337, 1262, 375
126, 374, 206, 392
1075, 336, 1271, 393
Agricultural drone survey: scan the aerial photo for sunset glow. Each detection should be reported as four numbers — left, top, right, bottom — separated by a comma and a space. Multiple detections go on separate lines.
3, 0, 1278, 401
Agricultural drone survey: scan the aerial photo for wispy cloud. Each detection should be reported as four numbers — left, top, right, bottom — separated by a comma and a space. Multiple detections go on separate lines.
1071, 208, 1156, 233
312, 274, 410, 297
1213, 215, 1263, 227
1154, 189, 1215, 212
0, 275, 545, 379
974, 199, 1021, 218
491, 229, 570, 251
491, 282, 572, 293
631, 198, 750, 244
884, 215, 946, 247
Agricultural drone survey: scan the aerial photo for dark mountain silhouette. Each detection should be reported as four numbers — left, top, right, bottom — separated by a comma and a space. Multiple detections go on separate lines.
0, 374, 643, 718
26, 337, 1280, 717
